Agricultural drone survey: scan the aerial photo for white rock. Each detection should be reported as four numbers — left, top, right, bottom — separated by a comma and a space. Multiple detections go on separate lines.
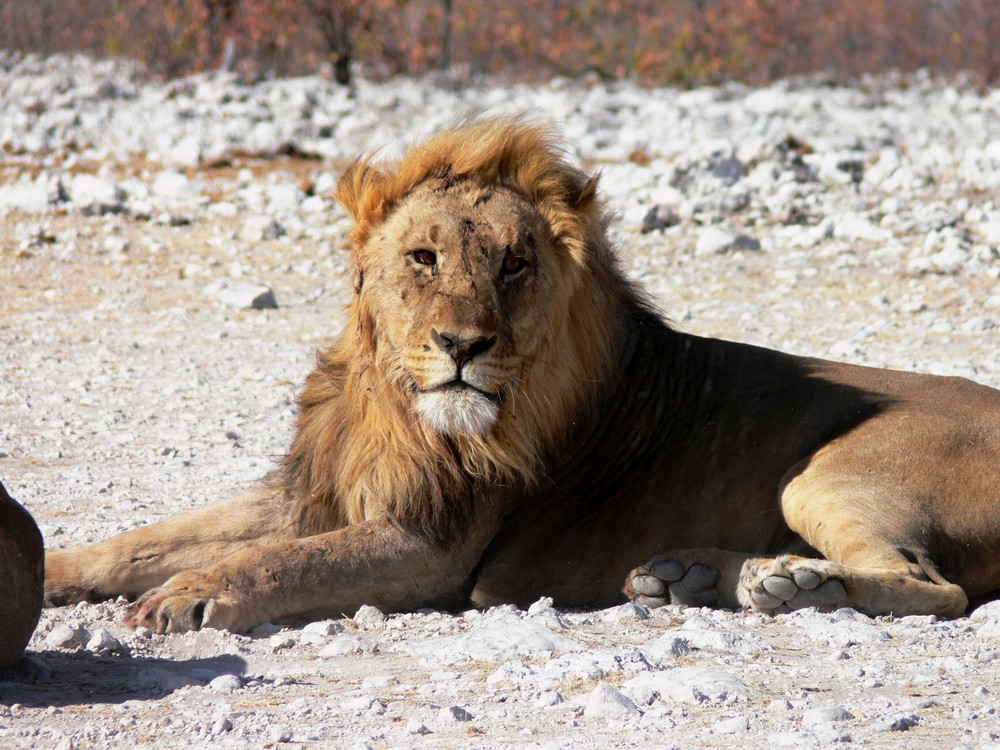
623, 667, 749, 706
214, 281, 278, 310
241, 215, 286, 242
643, 635, 693, 660
303, 619, 346, 636
263, 184, 303, 214
69, 173, 125, 215
208, 200, 239, 217
400, 613, 583, 663
802, 619, 888, 648
440, 705, 474, 722
85, 628, 121, 654
583, 682, 641, 719
600, 602, 650, 622
0, 173, 66, 213
713, 715, 749, 734
830, 212, 893, 242
169, 134, 203, 166
46, 624, 89, 650
361, 674, 397, 690
269, 635, 296, 651
405, 719, 431, 735
248, 622, 283, 636
151, 170, 195, 199
696, 226, 737, 255
208, 674, 243, 692
102, 235, 129, 254
536, 690, 563, 707
353, 605, 386, 629
320, 635, 377, 656
527, 596, 555, 615
695, 226, 760, 255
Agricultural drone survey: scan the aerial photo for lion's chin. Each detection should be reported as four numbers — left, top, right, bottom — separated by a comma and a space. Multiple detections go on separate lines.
414, 387, 500, 437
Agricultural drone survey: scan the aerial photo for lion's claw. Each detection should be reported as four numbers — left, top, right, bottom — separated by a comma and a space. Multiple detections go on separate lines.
739, 556, 847, 615
125, 571, 240, 634
626, 559, 721, 608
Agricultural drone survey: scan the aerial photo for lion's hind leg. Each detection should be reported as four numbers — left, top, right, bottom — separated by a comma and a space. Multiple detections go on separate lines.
772, 453, 971, 619
738, 554, 967, 617
625, 548, 758, 610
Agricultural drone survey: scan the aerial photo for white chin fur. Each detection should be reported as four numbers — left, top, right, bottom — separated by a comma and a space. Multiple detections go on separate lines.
415, 388, 499, 437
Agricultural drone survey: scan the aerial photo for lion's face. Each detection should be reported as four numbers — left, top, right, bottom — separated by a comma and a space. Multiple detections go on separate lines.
361, 179, 558, 437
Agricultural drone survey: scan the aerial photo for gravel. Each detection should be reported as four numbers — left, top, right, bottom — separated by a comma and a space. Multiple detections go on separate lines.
1, 51, 999, 747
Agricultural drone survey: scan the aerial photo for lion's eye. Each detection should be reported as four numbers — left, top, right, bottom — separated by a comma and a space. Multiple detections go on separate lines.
501, 255, 529, 277
410, 249, 437, 267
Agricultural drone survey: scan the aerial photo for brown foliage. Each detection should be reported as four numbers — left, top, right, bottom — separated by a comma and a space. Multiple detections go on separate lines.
2, 0, 999, 85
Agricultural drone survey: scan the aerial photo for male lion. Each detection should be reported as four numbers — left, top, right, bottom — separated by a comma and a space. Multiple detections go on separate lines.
45, 117, 1000, 633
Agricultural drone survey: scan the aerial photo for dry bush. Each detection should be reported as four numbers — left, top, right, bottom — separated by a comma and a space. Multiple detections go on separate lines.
1, 0, 998, 85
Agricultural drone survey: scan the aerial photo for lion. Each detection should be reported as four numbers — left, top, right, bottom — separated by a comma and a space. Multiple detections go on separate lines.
44, 117, 1000, 634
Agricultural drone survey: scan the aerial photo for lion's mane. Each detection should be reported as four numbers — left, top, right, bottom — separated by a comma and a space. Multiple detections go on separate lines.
281, 118, 638, 538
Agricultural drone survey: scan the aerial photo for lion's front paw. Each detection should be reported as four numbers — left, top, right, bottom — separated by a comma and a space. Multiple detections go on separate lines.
625, 557, 721, 608
738, 555, 847, 615
125, 571, 242, 634
45, 548, 99, 606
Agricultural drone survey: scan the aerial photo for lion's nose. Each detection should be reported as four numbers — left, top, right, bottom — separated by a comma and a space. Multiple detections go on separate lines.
431, 329, 497, 369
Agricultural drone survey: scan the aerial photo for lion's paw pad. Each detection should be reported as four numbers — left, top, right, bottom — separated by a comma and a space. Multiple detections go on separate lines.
740, 558, 846, 614
627, 560, 720, 609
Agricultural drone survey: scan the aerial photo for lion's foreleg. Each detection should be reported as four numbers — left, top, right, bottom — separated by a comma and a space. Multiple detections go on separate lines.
125, 518, 488, 633
45, 487, 293, 605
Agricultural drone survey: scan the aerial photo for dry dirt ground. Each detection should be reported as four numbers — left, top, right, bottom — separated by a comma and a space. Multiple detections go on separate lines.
2, 80, 1000, 747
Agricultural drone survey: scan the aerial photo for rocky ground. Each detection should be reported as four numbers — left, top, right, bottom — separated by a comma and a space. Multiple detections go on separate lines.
1, 52, 1000, 748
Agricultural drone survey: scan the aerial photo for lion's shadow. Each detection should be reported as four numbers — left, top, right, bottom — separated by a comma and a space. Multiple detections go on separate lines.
0, 649, 248, 707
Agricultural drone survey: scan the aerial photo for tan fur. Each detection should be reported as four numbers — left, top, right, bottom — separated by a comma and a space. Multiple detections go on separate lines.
44, 117, 1000, 632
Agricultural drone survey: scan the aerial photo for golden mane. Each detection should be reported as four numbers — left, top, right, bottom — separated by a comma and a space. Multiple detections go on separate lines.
282, 117, 632, 538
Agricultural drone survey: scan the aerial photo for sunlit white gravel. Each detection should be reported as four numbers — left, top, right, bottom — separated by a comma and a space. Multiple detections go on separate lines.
1, 52, 999, 748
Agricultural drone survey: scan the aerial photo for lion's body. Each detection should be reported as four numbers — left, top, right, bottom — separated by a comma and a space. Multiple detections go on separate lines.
45, 118, 1000, 632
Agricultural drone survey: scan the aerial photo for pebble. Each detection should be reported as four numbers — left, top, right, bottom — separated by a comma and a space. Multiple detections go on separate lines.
361, 674, 397, 690
440, 705, 474, 722
242, 215, 286, 242
208, 674, 243, 692
527, 596, 555, 615
714, 715, 750, 734
405, 719, 431, 735
623, 667, 749, 707
320, 635, 378, 656
303, 619, 346, 637
583, 682, 641, 719
400, 609, 583, 663
68, 174, 126, 215
600, 602, 651, 622
696, 226, 739, 255
802, 705, 854, 725
46, 624, 89, 650
353, 605, 386, 630
85, 628, 121, 654
881, 713, 919, 731
213, 280, 279, 310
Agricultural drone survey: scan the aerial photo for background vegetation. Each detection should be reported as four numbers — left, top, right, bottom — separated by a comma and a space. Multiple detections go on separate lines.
2, 0, 999, 86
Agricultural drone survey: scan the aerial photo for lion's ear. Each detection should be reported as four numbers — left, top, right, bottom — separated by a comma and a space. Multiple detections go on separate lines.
335, 159, 388, 248
572, 173, 600, 212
